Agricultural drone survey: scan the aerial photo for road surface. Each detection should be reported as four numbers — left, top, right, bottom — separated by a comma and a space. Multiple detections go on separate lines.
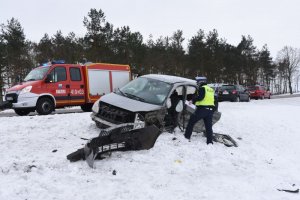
1, 93, 299, 118
0, 108, 84, 118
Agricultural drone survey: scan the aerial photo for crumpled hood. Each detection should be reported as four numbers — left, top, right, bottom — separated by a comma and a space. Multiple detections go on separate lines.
100, 92, 162, 112
6, 81, 39, 92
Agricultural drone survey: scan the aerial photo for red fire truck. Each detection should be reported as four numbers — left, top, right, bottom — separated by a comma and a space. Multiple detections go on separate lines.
4, 61, 131, 116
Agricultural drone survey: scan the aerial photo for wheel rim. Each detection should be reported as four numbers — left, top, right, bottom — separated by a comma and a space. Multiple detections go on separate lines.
42, 102, 51, 112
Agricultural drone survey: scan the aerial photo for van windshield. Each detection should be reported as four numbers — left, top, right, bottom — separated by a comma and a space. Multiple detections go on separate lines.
24, 66, 50, 81
117, 77, 172, 105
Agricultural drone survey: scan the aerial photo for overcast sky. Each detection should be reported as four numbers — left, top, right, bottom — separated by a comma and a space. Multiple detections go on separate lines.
1, 0, 299, 58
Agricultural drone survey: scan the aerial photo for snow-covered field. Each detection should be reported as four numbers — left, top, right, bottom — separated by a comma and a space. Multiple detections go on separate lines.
0, 97, 300, 200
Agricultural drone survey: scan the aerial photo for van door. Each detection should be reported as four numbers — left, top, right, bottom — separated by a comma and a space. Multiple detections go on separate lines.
165, 85, 185, 131
178, 85, 197, 130
69, 66, 85, 105
46, 66, 70, 107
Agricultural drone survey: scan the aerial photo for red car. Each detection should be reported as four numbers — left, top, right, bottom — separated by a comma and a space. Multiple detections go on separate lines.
247, 85, 271, 100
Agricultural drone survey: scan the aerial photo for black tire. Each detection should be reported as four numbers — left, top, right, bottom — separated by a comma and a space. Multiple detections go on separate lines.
36, 97, 54, 115
245, 96, 250, 102
14, 109, 31, 116
81, 104, 93, 112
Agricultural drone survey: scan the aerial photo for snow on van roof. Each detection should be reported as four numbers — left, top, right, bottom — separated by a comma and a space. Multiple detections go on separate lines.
141, 74, 196, 84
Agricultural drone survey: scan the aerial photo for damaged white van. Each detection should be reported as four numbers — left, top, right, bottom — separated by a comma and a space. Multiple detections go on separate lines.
68, 74, 236, 167
91, 74, 218, 133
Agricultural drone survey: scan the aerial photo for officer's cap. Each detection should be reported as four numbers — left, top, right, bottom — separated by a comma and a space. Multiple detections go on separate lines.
195, 76, 207, 83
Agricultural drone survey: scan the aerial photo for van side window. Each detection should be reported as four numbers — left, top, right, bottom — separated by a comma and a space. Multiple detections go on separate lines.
49, 67, 66, 82
186, 86, 197, 101
70, 67, 81, 81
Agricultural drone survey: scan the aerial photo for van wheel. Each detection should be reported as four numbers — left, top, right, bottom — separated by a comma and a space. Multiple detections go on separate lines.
36, 97, 54, 115
14, 109, 31, 116
81, 104, 93, 112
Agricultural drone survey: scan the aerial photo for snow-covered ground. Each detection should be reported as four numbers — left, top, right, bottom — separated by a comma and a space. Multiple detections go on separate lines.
0, 97, 300, 200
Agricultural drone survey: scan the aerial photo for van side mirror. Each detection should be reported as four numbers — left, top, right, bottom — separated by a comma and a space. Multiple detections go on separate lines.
45, 74, 52, 83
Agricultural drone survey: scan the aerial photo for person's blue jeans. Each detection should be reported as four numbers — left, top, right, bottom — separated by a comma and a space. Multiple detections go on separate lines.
184, 107, 214, 144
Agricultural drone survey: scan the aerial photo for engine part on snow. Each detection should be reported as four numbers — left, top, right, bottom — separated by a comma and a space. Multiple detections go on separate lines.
213, 133, 238, 147
0, 101, 12, 111
277, 188, 299, 193
67, 124, 160, 168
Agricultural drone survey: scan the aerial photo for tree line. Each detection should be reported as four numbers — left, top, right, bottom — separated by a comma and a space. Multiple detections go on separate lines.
1, 8, 300, 102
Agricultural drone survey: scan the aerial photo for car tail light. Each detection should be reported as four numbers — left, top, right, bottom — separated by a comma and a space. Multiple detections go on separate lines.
232, 90, 237, 94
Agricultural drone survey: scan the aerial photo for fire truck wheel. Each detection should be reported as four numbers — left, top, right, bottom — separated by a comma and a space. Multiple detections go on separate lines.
14, 109, 31, 116
36, 97, 54, 115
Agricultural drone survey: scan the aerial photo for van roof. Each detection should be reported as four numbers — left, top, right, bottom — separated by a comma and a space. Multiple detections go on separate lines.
141, 74, 196, 85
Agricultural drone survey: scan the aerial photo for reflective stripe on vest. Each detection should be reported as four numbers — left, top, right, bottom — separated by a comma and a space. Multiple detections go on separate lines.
195, 85, 215, 106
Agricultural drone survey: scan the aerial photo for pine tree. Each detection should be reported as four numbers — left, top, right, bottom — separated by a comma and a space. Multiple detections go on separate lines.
1, 18, 33, 85
83, 9, 114, 62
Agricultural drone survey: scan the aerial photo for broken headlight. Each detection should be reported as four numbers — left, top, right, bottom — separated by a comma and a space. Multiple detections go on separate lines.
133, 113, 145, 129
92, 99, 100, 113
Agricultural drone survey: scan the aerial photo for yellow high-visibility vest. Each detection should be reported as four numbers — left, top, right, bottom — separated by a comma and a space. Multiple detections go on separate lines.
195, 85, 215, 106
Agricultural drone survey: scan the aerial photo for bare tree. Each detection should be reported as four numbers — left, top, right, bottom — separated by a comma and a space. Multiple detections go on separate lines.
276, 46, 300, 94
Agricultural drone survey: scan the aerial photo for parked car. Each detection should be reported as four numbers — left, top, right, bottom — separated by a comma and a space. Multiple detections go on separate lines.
218, 84, 250, 102
207, 83, 223, 95
90, 74, 220, 132
247, 85, 271, 100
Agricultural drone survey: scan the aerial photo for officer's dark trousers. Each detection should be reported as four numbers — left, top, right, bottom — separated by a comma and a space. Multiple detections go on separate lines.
184, 107, 214, 144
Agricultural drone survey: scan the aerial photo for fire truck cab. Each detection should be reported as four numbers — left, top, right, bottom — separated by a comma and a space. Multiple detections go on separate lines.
5, 61, 131, 116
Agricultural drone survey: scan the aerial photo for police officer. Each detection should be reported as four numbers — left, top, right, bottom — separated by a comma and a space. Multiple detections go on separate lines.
184, 76, 215, 144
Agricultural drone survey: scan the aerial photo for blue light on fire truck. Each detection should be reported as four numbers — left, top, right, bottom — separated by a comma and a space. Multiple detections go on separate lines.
51, 60, 65, 64
42, 62, 51, 66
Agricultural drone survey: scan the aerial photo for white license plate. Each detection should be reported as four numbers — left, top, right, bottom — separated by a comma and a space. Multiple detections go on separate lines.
223, 91, 229, 94
6, 97, 13, 100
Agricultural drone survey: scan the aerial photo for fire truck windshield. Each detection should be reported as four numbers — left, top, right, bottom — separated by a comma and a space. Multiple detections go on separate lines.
24, 66, 50, 82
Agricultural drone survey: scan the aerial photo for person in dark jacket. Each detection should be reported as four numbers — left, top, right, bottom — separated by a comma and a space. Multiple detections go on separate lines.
184, 76, 215, 144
